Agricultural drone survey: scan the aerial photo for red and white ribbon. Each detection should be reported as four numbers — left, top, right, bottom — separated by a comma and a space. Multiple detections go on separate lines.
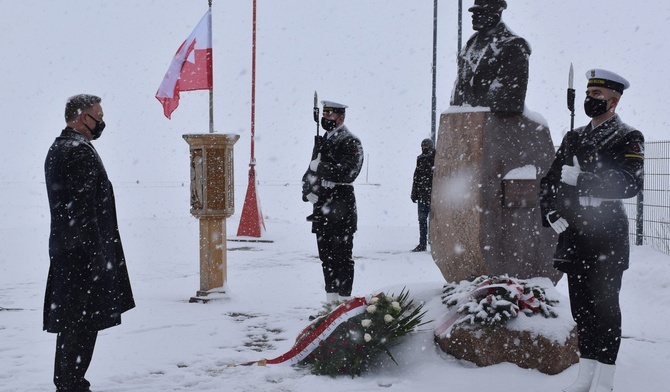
242, 296, 370, 366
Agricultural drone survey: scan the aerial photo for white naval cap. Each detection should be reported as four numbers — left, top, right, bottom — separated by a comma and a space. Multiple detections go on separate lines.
321, 101, 348, 113
586, 68, 630, 94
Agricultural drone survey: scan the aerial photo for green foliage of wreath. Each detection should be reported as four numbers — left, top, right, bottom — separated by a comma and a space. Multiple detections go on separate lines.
441, 275, 558, 328
298, 289, 428, 377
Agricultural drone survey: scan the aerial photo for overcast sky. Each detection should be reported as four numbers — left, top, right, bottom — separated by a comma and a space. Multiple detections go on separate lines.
2, 0, 668, 205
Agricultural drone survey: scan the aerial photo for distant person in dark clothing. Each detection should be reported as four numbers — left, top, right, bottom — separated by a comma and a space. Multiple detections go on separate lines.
540, 69, 644, 392
411, 138, 435, 252
44, 94, 135, 392
302, 101, 364, 304
450, 0, 530, 113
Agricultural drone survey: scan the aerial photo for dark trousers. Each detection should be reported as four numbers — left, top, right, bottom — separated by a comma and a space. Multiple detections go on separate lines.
417, 201, 431, 246
54, 328, 98, 392
567, 267, 624, 365
316, 233, 355, 296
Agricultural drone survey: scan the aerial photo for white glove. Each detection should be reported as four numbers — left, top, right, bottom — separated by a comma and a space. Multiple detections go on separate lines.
321, 180, 335, 189
309, 153, 321, 172
546, 211, 569, 234
561, 156, 582, 186
306, 193, 319, 204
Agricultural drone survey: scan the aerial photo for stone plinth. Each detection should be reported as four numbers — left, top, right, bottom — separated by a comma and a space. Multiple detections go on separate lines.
435, 324, 579, 375
430, 110, 561, 283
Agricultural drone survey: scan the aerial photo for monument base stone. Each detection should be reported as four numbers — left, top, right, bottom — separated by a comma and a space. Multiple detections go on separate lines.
435, 323, 579, 375
430, 110, 561, 284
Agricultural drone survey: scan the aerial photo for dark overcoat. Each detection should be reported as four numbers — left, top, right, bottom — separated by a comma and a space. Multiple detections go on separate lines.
539, 115, 644, 273
44, 128, 135, 333
451, 22, 531, 113
302, 125, 364, 236
411, 149, 435, 203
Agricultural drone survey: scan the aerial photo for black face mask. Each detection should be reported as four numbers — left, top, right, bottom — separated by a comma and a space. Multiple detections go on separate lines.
583, 96, 609, 118
86, 114, 106, 140
321, 117, 337, 132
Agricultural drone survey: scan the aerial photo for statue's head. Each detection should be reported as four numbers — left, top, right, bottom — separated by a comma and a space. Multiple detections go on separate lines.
468, 0, 507, 12
468, 0, 506, 31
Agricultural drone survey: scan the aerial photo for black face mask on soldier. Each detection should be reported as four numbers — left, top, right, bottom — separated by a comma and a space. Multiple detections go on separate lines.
321, 117, 337, 132
86, 114, 106, 140
583, 96, 610, 118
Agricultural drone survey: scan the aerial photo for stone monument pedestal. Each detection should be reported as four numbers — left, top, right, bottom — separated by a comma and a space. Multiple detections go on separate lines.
435, 323, 579, 375
430, 109, 560, 284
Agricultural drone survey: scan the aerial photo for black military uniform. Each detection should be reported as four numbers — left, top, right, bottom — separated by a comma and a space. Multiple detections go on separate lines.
302, 101, 364, 301
540, 70, 643, 375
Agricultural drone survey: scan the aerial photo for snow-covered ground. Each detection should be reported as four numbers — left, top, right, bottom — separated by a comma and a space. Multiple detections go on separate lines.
1, 182, 669, 391
3, 1, 670, 390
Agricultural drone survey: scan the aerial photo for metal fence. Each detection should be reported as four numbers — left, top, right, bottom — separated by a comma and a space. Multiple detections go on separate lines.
623, 140, 670, 254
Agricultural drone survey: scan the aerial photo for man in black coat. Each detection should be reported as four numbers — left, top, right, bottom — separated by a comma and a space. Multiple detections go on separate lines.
410, 138, 435, 252
44, 94, 135, 392
450, 0, 530, 113
302, 101, 364, 304
540, 70, 644, 392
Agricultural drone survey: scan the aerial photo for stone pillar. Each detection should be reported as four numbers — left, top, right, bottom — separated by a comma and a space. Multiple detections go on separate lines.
183, 133, 240, 301
430, 110, 561, 284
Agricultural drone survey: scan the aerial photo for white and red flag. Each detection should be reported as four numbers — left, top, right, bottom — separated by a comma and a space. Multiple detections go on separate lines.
156, 9, 213, 119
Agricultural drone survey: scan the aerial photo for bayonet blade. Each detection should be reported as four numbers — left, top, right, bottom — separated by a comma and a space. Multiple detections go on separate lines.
313, 91, 320, 126
568, 63, 574, 89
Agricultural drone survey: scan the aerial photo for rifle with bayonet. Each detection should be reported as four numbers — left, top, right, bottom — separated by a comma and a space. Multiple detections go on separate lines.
567, 63, 575, 132
564, 63, 579, 156
302, 91, 324, 205
310, 91, 322, 160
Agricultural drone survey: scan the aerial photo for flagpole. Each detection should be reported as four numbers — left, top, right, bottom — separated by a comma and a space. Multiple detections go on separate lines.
208, 0, 214, 133
457, 0, 462, 51
250, 0, 256, 164
430, 0, 438, 143
235, 0, 267, 238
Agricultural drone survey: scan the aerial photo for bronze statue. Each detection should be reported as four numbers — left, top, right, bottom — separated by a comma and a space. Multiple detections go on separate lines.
450, 0, 531, 113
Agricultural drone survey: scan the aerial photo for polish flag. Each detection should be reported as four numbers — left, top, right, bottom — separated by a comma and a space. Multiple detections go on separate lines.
156, 9, 213, 119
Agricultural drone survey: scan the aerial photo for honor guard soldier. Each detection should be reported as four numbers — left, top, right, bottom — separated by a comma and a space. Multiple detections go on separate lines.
302, 101, 364, 304
540, 69, 644, 392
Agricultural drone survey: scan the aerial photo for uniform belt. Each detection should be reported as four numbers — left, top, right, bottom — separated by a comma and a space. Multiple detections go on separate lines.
579, 196, 618, 207
321, 180, 353, 188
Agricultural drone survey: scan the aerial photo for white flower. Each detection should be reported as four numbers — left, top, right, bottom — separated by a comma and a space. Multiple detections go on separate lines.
369, 297, 379, 305
384, 314, 394, 323
364, 333, 372, 342
361, 319, 372, 328
391, 301, 401, 311
366, 305, 377, 314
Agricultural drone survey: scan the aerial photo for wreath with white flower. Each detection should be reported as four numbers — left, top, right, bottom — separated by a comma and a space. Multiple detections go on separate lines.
297, 289, 428, 377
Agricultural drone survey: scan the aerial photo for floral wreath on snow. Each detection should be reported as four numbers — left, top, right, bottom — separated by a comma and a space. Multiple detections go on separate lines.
296, 288, 428, 377
440, 275, 558, 329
